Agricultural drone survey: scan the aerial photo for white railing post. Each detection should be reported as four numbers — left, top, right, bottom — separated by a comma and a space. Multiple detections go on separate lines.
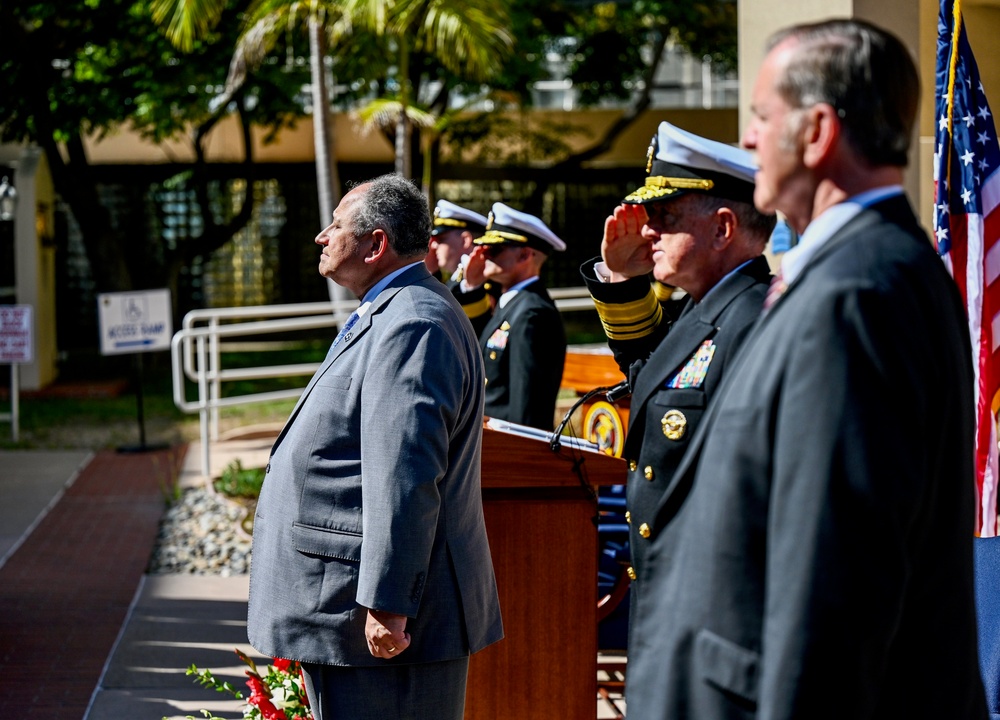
196, 334, 210, 477
209, 316, 220, 442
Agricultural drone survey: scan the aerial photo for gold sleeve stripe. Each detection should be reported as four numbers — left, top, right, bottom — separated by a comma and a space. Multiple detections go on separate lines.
593, 293, 663, 341
463, 295, 491, 320
652, 282, 674, 303
603, 315, 662, 341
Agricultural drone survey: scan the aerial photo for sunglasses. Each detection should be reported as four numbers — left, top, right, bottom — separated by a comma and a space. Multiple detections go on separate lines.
480, 243, 518, 258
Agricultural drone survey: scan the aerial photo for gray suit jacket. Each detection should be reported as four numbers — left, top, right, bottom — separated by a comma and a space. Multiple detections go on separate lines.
247, 263, 503, 667
628, 196, 987, 719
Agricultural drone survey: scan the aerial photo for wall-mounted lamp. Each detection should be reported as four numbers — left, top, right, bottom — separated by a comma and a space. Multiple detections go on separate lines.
0, 176, 17, 221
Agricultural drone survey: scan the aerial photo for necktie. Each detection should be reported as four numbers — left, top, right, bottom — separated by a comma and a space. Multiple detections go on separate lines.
762, 269, 787, 312
327, 311, 360, 359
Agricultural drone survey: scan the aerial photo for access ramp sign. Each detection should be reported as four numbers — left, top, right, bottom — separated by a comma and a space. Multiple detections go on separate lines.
98, 289, 173, 355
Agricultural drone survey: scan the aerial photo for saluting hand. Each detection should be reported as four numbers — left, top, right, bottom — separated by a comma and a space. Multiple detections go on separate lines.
366, 608, 411, 659
602, 203, 653, 280
462, 246, 488, 288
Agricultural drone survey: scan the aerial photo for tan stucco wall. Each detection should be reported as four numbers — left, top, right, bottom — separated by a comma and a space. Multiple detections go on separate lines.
80, 108, 740, 167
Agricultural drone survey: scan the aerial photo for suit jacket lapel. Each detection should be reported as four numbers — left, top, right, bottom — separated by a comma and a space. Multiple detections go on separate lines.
481, 279, 545, 343
761, 195, 911, 318
628, 257, 769, 440
271, 264, 429, 453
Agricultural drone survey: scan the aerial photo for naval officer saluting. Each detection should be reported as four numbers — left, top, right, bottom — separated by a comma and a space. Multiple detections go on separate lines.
456, 203, 568, 431
580, 121, 774, 718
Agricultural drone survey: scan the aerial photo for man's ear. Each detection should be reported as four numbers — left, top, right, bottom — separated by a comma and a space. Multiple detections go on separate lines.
364, 229, 389, 264
802, 103, 840, 169
712, 207, 738, 250
460, 231, 476, 251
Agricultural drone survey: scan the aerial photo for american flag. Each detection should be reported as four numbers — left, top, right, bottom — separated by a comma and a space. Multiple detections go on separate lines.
935, 0, 1000, 536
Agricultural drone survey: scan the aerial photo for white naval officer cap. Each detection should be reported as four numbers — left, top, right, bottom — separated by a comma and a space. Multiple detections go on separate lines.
623, 121, 757, 206
431, 199, 489, 236
474, 202, 566, 254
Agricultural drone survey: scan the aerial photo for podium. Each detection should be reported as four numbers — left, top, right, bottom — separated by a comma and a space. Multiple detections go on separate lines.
465, 422, 625, 719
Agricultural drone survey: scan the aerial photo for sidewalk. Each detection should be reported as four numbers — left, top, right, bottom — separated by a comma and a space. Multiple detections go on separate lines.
0, 435, 627, 719
0, 446, 185, 720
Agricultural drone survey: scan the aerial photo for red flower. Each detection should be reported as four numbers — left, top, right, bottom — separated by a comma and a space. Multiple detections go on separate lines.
273, 657, 292, 673
246, 673, 288, 720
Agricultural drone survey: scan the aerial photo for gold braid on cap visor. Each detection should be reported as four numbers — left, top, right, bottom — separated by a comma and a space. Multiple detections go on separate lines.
623, 176, 715, 202
478, 229, 529, 245
433, 217, 468, 228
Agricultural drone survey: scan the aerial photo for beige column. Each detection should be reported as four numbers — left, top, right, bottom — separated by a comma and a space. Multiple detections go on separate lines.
10, 147, 58, 390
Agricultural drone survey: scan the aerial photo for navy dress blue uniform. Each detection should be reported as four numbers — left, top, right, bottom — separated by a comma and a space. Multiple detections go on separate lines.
583, 120, 777, 718
459, 202, 568, 430
480, 279, 566, 430
582, 255, 770, 577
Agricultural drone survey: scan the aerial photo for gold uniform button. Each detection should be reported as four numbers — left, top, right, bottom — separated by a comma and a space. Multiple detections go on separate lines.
628, 460, 638, 472
489, 351, 497, 360
626, 566, 637, 581
639, 523, 651, 539
661, 409, 688, 440
625, 510, 631, 524
644, 466, 654, 481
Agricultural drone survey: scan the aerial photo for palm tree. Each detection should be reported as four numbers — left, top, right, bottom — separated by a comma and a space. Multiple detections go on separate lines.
151, 0, 351, 304
346, 0, 511, 181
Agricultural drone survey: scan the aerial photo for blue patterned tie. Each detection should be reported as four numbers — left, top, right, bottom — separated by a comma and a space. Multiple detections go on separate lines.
327, 311, 360, 360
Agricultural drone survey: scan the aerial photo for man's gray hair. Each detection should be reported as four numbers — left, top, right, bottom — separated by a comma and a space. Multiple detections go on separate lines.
350, 174, 431, 258
767, 19, 919, 168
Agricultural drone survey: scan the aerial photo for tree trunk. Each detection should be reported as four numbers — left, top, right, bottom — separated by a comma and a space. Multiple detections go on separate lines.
395, 111, 412, 178
309, 16, 350, 307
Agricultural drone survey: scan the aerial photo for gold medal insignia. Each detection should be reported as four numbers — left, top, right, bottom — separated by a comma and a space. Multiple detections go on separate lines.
661, 409, 687, 440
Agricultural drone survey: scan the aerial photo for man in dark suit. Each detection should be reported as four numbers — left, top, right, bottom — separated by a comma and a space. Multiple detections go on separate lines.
638, 19, 986, 718
247, 174, 503, 720
580, 120, 775, 714
456, 203, 567, 430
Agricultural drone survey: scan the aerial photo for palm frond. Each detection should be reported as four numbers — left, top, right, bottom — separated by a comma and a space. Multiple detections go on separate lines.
342, 0, 390, 35
150, 0, 226, 52
355, 98, 436, 132
399, 0, 512, 81
228, 9, 287, 91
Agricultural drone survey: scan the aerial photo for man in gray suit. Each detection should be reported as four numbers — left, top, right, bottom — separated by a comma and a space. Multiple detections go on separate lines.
638, 19, 986, 719
247, 174, 503, 720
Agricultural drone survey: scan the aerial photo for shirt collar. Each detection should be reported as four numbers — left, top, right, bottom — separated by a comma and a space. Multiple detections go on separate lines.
357, 261, 423, 316
781, 185, 903, 285
697, 258, 754, 304
499, 276, 539, 308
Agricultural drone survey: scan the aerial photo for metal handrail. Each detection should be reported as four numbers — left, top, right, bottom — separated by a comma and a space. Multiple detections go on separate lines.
171, 287, 598, 476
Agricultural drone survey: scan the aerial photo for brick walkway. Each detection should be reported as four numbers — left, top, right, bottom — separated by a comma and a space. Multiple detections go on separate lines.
0, 446, 186, 720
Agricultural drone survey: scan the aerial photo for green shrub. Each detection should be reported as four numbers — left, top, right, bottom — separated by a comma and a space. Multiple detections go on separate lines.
214, 459, 265, 499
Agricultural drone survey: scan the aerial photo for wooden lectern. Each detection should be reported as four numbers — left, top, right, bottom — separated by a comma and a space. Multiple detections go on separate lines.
465, 422, 625, 720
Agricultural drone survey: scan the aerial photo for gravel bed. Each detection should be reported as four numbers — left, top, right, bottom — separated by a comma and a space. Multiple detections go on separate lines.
148, 485, 253, 575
